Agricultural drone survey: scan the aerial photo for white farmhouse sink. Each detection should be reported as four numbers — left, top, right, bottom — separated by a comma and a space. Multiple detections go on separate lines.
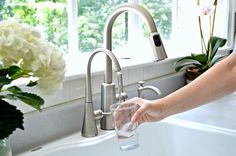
18, 117, 236, 156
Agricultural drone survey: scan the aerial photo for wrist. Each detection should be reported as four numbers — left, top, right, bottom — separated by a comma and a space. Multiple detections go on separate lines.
152, 99, 167, 121
160, 99, 168, 120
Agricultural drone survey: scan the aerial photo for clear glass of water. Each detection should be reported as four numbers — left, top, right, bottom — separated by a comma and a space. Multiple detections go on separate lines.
110, 103, 140, 151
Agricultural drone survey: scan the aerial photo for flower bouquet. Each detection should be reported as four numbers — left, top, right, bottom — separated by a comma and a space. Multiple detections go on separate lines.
0, 19, 66, 140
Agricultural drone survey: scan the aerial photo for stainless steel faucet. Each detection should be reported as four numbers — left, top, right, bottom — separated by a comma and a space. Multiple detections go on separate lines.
137, 81, 161, 98
82, 48, 124, 137
82, 3, 168, 137
101, 3, 168, 132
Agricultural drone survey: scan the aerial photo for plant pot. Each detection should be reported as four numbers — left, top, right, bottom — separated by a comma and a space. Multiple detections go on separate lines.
0, 138, 12, 156
185, 67, 204, 84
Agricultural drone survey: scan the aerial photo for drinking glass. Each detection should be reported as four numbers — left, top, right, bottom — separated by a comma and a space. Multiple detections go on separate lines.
110, 103, 140, 151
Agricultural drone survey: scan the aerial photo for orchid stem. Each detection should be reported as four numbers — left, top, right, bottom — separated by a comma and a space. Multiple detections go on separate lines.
207, 0, 218, 67
211, 1, 217, 37
198, 16, 207, 54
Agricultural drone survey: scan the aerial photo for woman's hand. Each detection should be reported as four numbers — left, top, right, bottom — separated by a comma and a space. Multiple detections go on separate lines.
122, 97, 165, 125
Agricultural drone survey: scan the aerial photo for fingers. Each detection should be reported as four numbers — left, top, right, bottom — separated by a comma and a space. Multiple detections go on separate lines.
113, 110, 122, 129
122, 97, 149, 124
131, 104, 147, 123
113, 101, 140, 129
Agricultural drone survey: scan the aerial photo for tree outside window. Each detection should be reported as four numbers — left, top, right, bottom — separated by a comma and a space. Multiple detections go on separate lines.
0, 0, 68, 53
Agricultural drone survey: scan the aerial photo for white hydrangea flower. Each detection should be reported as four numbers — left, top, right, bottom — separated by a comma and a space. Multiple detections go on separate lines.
0, 19, 66, 94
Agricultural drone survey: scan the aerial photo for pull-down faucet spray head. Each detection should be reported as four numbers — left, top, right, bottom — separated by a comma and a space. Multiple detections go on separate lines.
149, 32, 167, 61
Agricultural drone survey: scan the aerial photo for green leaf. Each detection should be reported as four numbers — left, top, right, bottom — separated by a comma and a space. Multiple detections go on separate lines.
7, 66, 21, 77
0, 94, 18, 100
176, 54, 208, 65
0, 76, 12, 90
175, 56, 196, 63
0, 99, 24, 139
211, 56, 227, 66
26, 80, 38, 87
207, 36, 227, 60
14, 92, 44, 111
190, 53, 208, 65
175, 53, 208, 71
7, 66, 32, 80
0, 68, 8, 77
6, 86, 22, 94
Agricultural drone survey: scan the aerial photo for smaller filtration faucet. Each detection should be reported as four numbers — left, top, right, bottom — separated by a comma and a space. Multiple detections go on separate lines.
82, 48, 125, 137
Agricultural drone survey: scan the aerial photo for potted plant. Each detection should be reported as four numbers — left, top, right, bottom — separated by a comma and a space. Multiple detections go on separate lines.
0, 19, 66, 156
175, 0, 227, 83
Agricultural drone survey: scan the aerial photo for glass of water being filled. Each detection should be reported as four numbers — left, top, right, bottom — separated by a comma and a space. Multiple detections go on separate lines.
110, 102, 140, 151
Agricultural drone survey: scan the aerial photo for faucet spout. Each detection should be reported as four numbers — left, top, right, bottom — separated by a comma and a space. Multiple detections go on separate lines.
82, 48, 122, 137
85, 48, 121, 104
104, 3, 168, 83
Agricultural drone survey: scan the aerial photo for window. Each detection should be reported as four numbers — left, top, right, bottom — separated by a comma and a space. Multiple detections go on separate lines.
164, 0, 234, 57
77, 0, 128, 52
1, 0, 235, 65
142, 0, 173, 40
0, 0, 68, 53
141, 0, 234, 58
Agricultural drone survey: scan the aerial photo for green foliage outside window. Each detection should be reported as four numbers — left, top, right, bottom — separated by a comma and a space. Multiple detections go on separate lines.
77, 0, 128, 52
0, 0, 68, 52
142, 0, 172, 39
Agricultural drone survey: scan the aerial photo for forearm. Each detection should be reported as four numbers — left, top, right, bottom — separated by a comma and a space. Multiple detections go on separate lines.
160, 53, 236, 118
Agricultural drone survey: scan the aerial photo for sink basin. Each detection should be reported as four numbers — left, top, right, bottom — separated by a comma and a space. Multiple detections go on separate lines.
18, 118, 236, 156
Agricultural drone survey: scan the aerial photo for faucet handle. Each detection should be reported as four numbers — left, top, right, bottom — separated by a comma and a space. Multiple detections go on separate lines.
94, 110, 112, 120
137, 80, 161, 98
138, 80, 145, 87
116, 92, 128, 101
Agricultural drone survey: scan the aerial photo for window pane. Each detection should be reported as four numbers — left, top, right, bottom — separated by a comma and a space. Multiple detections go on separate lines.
172, 0, 230, 57
0, 0, 68, 53
141, 0, 231, 58
142, 0, 172, 40
77, 0, 127, 52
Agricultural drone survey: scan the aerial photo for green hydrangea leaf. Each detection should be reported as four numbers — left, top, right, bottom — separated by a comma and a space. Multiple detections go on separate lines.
26, 80, 38, 87
0, 99, 24, 139
0, 77, 12, 89
13, 92, 44, 111
0, 68, 8, 77
6, 86, 22, 94
0, 94, 43, 111
7, 66, 21, 77
7, 66, 32, 80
